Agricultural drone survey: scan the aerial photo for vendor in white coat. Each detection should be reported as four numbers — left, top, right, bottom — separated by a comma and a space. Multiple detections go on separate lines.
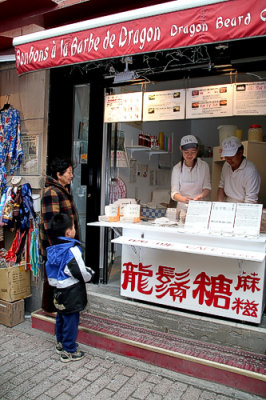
171, 135, 211, 208
217, 136, 261, 203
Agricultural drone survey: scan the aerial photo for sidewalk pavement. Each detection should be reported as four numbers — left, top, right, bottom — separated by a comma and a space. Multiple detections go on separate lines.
0, 318, 265, 400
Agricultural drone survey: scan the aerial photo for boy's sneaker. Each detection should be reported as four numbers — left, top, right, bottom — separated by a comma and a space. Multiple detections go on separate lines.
55, 341, 63, 354
56, 342, 79, 354
60, 350, 85, 363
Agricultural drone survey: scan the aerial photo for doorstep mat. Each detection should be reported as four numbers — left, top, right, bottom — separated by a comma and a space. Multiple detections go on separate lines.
79, 312, 266, 375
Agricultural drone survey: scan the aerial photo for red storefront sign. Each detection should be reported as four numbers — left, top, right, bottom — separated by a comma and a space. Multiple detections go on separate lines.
14, 0, 266, 75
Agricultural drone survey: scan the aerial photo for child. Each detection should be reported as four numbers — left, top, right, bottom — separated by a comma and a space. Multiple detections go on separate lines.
45, 213, 94, 363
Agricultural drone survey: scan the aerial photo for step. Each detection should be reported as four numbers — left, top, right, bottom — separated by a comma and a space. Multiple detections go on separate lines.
31, 309, 266, 397
86, 284, 266, 355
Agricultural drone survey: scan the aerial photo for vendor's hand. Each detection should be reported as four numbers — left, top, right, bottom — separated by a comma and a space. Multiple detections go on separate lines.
193, 195, 202, 201
183, 196, 193, 203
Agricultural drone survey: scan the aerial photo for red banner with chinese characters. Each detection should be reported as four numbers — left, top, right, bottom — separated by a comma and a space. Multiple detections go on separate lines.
14, 0, 266, 75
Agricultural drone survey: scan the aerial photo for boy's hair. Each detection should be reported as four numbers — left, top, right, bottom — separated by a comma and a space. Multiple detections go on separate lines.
50, 213, 73, 242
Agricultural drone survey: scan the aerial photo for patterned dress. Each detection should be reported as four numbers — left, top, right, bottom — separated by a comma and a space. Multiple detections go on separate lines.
0, 107, 23, 190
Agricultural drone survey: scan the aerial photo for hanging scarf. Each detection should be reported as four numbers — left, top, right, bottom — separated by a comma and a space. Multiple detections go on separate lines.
30, 222, 40, 276
19, 183, 36, 231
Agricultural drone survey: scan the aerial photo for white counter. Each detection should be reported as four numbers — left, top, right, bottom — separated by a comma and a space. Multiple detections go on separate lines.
88, 221, 266, 323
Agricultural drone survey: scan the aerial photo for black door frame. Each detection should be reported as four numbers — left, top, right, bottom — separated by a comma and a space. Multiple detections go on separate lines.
47, 66, 105, 283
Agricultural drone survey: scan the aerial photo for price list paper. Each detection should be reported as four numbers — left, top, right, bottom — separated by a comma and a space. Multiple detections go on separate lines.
184, 201, 212, 233
233, 203, 263, 237
209, 202, 236, 234
143, 89, 185, 121
104, 92, 142, 122
186, 84, 233, 119
233, 81, 266, 115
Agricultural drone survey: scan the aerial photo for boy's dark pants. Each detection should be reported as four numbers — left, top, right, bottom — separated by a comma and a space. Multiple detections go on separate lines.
56, 312, 80, 352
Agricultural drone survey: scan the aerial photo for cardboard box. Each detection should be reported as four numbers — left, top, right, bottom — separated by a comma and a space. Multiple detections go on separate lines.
0, 264, 31, 302
0, 299, 24, 327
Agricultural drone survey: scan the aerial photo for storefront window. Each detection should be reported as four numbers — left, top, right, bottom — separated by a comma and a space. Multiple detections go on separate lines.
71, 84, 90, 243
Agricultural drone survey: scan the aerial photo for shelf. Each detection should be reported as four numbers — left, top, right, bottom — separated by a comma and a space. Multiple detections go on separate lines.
125, 146, 169, 159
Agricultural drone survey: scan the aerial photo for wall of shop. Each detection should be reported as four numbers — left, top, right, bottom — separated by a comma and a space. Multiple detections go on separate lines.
0, 63, 49, 312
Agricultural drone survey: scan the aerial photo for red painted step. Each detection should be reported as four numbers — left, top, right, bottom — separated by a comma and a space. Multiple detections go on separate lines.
32, 309, 266, 397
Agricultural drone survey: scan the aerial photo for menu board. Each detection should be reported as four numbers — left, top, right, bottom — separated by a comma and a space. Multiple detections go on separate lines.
233, 81, 266, 115
143, 89, 185, 121
186, 84, 233, 119
208, 202, 236, 234
104, 92, 142, 122
233, 203, 263, 237
184, 201, 212, 233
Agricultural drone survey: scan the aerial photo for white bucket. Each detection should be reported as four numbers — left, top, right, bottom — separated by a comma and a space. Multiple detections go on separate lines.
218, 125, 237, 145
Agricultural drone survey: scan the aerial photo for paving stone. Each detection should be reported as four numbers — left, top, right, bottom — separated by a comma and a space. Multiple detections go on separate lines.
83, 357, 102, 370
162, 381, 188, 400
94, 388, 116, 399
106, 374, 129, 391
104, 363, 124, 378
66, 378, 91, 396
28, 368, 55, 384
87, 374, 114, 395
199, 391, 217, 400
0, 370, 16, 384
52, 390, 73, 399
132, 381, 155, 399
146, 394, 163, 400
153, 378, 174, 395
121, 366, 137, 376
181, 386, 202, 400
73, 386, 102, 400
0, 382, 16, 398
146, 374, 163, 384
85, 365, 108, 381
128, 370, 149, 385
65, 367, 89, 383
3, 379, 37, 400
44, 381, 71, 398
111, 383, 138, 400
34, 395, 52, 400
24, 380, 54, 399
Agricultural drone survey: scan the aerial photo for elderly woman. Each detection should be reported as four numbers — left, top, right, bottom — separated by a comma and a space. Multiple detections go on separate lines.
40, 158, 79, 314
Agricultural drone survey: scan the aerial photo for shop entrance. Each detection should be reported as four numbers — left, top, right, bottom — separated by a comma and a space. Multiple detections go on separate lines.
47, 66, 105, 282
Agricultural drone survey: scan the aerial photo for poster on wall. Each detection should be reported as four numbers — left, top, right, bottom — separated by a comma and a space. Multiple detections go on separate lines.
233, 81, 266, 115
104, 92, 142, 122
186, 84, 233, 119
19, 135, 40, 175
143, 89, 185, 121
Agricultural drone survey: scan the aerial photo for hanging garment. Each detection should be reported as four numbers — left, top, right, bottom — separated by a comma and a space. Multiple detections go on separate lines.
0, 106, 23, 190
1, 187, 14, 226
30, 224, 40, 276
19, 183, 36, 231
109, 177, 127, 203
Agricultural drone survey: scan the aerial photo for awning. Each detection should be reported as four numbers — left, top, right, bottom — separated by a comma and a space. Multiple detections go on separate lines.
13, 0, 266, 75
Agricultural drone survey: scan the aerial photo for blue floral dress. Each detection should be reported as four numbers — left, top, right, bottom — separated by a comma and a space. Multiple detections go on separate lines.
0, 106, 23, 190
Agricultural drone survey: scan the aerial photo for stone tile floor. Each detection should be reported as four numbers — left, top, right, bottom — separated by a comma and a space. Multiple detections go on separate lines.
0, 318, 265, 400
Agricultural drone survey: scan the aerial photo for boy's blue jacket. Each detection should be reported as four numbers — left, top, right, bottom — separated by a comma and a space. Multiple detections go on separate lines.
46, 237, 94, 314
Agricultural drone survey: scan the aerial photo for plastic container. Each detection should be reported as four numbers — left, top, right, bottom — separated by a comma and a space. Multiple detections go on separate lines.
158, 132, 164, 150
218, 125, 237, 145
235, 129, 243, 140
248, 124, 263, 142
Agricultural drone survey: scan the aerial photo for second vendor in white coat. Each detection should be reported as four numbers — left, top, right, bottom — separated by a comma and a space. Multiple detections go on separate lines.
171, 135, 211, 206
